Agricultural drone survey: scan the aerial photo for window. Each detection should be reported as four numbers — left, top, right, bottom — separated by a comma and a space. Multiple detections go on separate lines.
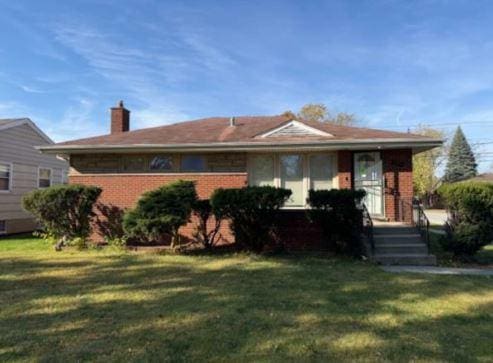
62, 169, 69, 184
310, 154, 334, 190
250, 155, 275, 186
122, 155, 146, 172
0, 163, 11, 191
280, 155, 304, 207
38, 168, 52, 188
181, 155, 206, 172
0, 220, 5, 234
248, 153, 336, 208
150, 155, 173, 171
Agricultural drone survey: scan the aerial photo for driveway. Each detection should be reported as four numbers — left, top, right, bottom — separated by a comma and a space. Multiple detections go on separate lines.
424, 209, 448, 226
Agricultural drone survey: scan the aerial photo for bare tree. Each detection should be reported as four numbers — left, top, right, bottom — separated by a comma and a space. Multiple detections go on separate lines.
294, 103, 357, 126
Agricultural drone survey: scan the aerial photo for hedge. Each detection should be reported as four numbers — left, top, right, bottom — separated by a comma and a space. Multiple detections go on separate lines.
438, 181, 493, 257
211, 186, 291, 252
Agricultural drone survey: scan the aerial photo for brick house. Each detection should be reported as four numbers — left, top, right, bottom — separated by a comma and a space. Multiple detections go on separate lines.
40, 102, 442, 247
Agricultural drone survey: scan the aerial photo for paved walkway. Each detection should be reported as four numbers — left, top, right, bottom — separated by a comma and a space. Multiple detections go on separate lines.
382, 265, 493, 276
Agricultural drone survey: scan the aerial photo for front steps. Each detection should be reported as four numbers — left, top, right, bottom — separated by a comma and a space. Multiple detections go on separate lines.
371, 225, 437, 266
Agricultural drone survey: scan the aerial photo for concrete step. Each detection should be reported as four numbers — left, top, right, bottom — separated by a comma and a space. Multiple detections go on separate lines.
374, 243, 428, 255
373, 254, 437, 266
374, 227, 417, 235
374, 234, 423, 244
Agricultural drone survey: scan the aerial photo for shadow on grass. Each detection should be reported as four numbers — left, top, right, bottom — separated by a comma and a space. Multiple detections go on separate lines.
0, 250, 492, 361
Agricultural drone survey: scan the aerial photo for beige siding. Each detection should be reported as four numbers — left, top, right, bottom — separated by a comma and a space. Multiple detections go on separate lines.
0, 124, 68, 223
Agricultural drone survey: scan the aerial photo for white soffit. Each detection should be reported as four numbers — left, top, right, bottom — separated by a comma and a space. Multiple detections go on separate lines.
259, 120, 333, 138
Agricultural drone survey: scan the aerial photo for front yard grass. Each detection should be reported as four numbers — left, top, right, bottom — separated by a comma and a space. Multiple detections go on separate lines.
1, 235, 492, 362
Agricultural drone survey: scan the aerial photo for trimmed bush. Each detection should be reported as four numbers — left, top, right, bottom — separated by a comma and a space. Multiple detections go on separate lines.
211, 186, 291, 252
306, 189, 366, 256
438, 182, 493, 258
22, 184, 102, 248
192, 199, 222, 249
123, 180, 197, 247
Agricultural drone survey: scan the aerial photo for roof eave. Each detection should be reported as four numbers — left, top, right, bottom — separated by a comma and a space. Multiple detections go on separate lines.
38, 138, 443, 154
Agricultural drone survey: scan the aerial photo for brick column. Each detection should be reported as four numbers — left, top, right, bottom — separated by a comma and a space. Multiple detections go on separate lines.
382, 149, 413, 222
337, 150, 352, 189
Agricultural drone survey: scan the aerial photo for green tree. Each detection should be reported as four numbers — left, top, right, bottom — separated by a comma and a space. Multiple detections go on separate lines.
443, 126, 477, 183
412, 125, 446, 200
295, 103, 357, 125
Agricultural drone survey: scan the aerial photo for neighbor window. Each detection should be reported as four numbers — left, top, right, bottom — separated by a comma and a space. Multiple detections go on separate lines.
62, 169, 69, 184
150, 155, 173, 171
181, 155, 206, 172
38, 168, 52, 188
0, 163, 11, 191
0, 220, 5, 234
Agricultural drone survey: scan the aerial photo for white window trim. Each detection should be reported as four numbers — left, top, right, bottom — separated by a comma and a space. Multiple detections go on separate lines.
0, 161, 13, 193
38, 167, 53, 189
247, 152, 338, 209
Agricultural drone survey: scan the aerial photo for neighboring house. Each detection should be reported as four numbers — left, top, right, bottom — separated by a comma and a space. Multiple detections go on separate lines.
0, 119, 69, 235
40, 102, 442, 245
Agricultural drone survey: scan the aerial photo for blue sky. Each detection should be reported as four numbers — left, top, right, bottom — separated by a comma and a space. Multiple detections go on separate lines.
1, 0, 492, 171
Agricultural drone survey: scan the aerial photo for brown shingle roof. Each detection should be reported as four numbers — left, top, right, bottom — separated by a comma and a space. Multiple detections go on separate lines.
54, 115, 433, 147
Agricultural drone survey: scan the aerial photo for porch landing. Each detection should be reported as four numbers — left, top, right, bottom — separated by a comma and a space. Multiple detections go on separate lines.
370, 222, 437, 266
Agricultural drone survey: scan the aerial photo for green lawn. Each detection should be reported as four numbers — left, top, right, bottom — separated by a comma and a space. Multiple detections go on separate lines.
1, 236, 492, 362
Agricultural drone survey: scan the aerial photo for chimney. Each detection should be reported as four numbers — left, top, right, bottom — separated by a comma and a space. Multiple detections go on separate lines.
229, 116, 236, 127
111, 100, 130, 134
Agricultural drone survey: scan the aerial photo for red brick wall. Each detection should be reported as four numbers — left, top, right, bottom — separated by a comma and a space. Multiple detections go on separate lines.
71, 149, 414, 245
71, 173, 247, 243
338, 150, 353, 189
382, 149, 413, 222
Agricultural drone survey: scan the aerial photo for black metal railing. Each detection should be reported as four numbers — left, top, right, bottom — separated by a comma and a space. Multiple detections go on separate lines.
361, 203, 374, 254
412, 200, 430, 250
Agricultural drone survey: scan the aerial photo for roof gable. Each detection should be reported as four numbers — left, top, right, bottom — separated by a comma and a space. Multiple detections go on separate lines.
0, 118, 54, 144
258, 120, 333, 138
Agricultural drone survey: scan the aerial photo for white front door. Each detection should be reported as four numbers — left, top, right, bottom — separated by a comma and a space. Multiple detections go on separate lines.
354, 152, 384, 216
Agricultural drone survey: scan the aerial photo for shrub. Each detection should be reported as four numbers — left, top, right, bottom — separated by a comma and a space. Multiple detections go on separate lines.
123, 180, 197, 247
211, 186, 291, 252
306, 189, 366, 256
105, 236, 128, 250
438, 182, 493, 258
192, 199, 222, 249
22, 184, 102, 248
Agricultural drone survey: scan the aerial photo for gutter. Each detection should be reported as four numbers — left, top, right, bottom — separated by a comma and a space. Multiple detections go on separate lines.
37, 138, 443, 154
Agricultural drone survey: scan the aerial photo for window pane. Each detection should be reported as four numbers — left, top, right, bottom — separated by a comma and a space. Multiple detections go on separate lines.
39, 179, 51, 188
0, 178, 9, 190
39, 168, 51, 188
280, 155, 304, 207
310, 154, 334, 190
181, 155, 206, 172
0, 220, 5, 233
62, 170, 69, 184
0, 163, 10, 179
150, 155, 173, 171
39, 168, 51, 179
250, 155, 274, 186
123, 156, 146, 171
